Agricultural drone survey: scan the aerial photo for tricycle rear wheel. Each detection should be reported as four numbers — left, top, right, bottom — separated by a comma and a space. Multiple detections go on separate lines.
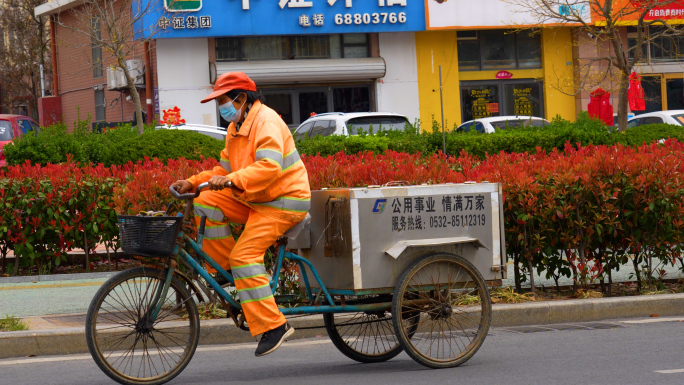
324, 296, 417, 363
392, 253, 492, 369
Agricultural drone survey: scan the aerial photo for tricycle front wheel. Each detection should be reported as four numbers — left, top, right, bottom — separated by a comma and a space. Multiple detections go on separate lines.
392, 253, 492, 369
85, 267, 200, 385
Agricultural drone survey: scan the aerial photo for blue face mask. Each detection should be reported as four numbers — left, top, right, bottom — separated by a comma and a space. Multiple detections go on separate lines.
218, 97, 245, 123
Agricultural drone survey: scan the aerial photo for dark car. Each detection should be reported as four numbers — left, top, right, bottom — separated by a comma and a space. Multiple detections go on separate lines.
0, 114, 40, 166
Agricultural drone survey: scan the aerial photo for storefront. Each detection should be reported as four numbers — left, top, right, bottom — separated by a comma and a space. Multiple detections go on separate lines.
414, 0, 579, 130
138, 0, 425, 127
630, 25, 684, 113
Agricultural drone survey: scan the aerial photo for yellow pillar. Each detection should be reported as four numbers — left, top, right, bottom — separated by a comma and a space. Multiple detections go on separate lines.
541, 28, 576, 121
414, 31, 461, 132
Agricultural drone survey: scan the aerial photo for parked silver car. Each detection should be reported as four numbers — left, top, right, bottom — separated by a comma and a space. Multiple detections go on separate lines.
293, 112, 411, 141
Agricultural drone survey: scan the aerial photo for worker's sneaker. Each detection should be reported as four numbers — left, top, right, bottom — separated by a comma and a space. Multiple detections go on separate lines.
255, 323, 294, 357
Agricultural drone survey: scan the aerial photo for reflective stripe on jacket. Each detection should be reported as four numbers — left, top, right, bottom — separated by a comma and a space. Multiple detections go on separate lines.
186, 101, 311, 222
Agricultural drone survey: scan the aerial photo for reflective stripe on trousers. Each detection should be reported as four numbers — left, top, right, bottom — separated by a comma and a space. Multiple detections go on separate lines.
237, 283, 273, 304
232, 263, 269, 281
252, 196, 311, 213
203, 223, 232, 240
194, 203, 225, 222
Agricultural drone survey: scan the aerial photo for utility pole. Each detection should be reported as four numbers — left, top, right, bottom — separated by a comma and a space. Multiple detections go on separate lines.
439, 65, 446, 155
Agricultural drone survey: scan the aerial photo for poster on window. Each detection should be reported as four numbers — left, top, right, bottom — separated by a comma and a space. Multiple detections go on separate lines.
513, 87, 533, 116
472, 89, 493, 119
426, 0, 590, 30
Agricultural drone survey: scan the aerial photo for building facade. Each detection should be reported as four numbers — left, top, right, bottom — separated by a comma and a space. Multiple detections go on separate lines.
36, 0, 626, 132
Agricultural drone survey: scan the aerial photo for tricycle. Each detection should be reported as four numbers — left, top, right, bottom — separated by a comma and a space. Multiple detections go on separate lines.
85, 182, 505, 384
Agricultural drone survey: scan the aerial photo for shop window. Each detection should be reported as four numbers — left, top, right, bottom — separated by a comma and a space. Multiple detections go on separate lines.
94, 89, 106, 122
333, 87, 370, 112
342, 34, 370, 58
460, 80, 544, 122
265, 93, 293, 125
460, 84, 501, 121
261, 84, 373, 127
216, 34, 370, 61
481, 31, 516, 69
292, 35, 330, 59
641, 76, 662, 113
628, 26, 684, 63
299, 91, 328, 123
504, 83, 542, 117
666, 78, 684, 110
92, 17, 103, 78
457, 30, 542, 71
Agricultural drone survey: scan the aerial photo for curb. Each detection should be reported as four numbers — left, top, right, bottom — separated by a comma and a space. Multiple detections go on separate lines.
0, 272, 117, 284
2, 294, 684, 360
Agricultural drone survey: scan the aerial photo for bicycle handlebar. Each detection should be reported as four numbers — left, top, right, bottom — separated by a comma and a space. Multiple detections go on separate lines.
169, 181, 231, 200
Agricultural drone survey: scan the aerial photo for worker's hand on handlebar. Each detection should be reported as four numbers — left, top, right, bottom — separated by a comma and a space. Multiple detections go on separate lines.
171, 180, 193, 194
208, 175, 231, 191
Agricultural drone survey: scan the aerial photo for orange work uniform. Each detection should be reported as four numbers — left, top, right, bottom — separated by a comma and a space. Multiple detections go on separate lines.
186, 100, 311, 336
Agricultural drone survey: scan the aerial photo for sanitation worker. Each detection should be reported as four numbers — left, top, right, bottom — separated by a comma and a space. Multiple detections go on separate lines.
171, 72, 310, 356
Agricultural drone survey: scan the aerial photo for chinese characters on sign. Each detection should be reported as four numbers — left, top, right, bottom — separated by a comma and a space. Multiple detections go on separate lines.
471, 89, 493, 119
513, 88, 533, 116
158, 15, 212, 29
387, 195, 487, 232
288, 0, 408, 28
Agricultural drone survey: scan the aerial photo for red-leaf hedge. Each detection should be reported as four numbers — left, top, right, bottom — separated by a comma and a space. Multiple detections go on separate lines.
3, 143, 684, 292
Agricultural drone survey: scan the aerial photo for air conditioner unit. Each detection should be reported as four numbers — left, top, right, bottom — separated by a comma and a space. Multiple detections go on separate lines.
106, 67, 122, 90
126, 59, 145, 86
106, 61, 145, 91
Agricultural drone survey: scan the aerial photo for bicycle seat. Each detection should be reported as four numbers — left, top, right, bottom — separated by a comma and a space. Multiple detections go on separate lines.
282, 213, 311, 240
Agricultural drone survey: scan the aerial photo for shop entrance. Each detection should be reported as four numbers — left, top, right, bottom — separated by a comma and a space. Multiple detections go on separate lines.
217, 84, 372, 128
639, 74, 684, 113
460, 80, 544, 122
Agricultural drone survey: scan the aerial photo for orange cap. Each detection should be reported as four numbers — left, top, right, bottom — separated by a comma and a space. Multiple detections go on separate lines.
201, 72, 257, 104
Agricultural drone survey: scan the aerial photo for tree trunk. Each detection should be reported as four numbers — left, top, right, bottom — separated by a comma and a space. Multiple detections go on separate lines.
608, 267, 613, 297
616, 71, 630, 131
84, 233, 90, 273
527, 257, 536, 293
106, 245, 111, 272
1, 246, 6, 275
514, 252, 522, 293
121, 58, 145, 135
13, 254, 19, 276
632, 255, 642, 293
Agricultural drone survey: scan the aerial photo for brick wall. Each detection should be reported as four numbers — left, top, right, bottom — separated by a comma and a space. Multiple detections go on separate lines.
54, 6, 155, 131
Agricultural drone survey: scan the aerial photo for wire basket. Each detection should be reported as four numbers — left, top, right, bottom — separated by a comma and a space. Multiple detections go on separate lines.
118, 215, 183, 258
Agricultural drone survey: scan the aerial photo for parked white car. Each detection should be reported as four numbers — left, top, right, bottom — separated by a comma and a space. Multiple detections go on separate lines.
156, 124, 227, 140
456, 116, 550, 134
293, 112, 411, 141
627, 110, 684, 127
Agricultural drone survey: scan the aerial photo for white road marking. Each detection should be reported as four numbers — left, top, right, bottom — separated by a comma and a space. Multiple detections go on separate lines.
655, 369, 684, 374
0, 338, 331, 366
621, 317, 684, 324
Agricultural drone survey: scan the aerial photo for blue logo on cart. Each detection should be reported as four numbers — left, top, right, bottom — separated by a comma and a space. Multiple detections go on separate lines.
373, 199, 387, 214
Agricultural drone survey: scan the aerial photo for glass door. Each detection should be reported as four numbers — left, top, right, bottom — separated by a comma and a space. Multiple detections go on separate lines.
460, 79, 544, 123
460, 84, 501, 122
641, 76, 662, 113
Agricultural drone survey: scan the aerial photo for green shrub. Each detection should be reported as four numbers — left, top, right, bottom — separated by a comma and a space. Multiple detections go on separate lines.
611, 123, 684, 146
104, 130, 224, 166
295, 112, 684, 157
4, 121, 224, 166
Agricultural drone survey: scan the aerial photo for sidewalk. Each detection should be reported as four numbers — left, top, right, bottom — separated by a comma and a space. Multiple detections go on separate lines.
2, 272, 684, 359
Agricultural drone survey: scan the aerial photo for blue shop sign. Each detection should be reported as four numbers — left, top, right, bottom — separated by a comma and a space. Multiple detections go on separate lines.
135, 0, 425, 39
